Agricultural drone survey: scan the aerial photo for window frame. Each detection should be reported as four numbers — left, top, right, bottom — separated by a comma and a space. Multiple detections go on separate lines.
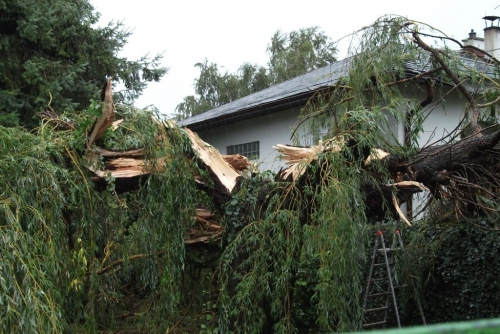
226, 141, 260, 160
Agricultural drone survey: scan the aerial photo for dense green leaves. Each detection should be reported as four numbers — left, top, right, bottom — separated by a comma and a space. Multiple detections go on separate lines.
218, 151, 371, 333
0, 107, 199, 332
267, 27, 338, 83
174, 27, 337, 120
0, 126, 74, 333
396, 214, 500, 325
174, 60, 271, 120
0, 0, 167, 128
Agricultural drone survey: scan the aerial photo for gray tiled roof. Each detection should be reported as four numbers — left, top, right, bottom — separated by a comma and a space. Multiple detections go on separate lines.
178, 54, 496, 131
178, 57, 353, 130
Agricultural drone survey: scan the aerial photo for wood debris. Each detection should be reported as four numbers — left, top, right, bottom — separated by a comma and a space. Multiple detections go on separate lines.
222, 154, 251, 172
273, 138, 344, 180
184, 128, 241, 193
185, 208, 223, 244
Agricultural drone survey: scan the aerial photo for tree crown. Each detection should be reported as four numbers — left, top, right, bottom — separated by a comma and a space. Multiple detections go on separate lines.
0, 0, 167, 128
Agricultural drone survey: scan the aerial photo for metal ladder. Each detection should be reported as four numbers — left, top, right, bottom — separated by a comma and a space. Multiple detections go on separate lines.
362, 223, 426, 329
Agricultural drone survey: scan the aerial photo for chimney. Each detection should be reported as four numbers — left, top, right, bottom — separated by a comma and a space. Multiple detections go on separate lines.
483, 16, 500, 60
462, 28, 484, 50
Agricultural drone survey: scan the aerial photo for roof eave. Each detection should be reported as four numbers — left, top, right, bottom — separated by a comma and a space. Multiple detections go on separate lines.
182, 89, 325, 132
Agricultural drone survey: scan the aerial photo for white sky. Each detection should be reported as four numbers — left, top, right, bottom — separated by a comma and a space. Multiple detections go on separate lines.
90, 0, 499, 117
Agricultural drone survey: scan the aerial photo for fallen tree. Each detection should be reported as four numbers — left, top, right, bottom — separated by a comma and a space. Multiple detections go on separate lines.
216, 17, 500, 333
1, 15, 500, 334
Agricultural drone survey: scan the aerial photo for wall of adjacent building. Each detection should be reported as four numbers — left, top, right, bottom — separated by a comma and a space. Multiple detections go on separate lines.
197, 106, 304, 172
403, 84, 465, 148
196, 85, 467, 174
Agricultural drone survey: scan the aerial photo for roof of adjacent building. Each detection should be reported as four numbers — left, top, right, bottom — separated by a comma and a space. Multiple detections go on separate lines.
177, 57, 353, 131
178, 54, 496, 132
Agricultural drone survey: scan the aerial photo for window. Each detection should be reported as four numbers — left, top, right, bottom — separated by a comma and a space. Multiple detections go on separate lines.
227, 141, 259, 159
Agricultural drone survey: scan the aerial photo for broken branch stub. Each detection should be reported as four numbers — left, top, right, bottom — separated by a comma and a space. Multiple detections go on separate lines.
183, 127, 240, 193
87, 78, 115, 149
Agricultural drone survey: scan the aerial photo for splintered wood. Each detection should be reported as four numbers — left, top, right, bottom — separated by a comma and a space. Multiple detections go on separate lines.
79, 85, 250, 244
222, 154, 251, 172
183, 128, 241, 193
274, 140, 391, 181
185, 208, 224, 244
85, 126, 247, 244
87, 78, 115, 149
274, 139, 342, 181
274, 138, 425, 225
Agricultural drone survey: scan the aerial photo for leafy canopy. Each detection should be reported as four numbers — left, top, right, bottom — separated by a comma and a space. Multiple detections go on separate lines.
174, 27, 337, 120
0, 106, 199, 333
0, 0, 167, 128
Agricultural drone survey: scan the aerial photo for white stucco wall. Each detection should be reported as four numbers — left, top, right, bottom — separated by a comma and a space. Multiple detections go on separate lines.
195, 85, 467, 173
197, 107, 304, 172
402, 84, 465, 148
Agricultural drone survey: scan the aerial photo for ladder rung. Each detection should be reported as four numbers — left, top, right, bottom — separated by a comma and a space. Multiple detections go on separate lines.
368, 283, 405, 289
377, 247, 400, 252
365, 306, 389, 312
362, 320, 387, 327
367, 291, 390, 297
371, 277, 390, 282
373, 262, 394, 267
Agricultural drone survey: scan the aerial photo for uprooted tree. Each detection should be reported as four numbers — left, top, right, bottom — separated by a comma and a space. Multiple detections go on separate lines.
1, 15, 500, 333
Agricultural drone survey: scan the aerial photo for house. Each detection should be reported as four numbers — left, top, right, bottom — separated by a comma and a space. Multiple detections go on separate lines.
178, 21, 499, 173
462, 16, 500, 59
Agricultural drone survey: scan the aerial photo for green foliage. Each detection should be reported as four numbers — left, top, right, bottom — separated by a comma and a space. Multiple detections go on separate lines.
267, 26, 337, 83
0, 106, 198, 332
399, 214, 500, 325
218, 151, 371, 333
174, 27, 337, 120
0, 0, 167, 128
0, 127, 69, 333
174, 59, 271, 120
300, 19, 425, 154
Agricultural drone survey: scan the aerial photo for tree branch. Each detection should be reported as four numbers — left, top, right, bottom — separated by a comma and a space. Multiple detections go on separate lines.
412, 31, 480, 132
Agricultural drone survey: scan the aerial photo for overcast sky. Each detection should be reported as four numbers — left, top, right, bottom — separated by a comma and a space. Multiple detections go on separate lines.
90, 0, 499, 117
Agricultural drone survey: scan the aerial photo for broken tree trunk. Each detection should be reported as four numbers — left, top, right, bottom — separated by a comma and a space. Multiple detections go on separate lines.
274, 128, 500, 223
86, 119, 244, 194
62, 86, 249, 244
408, 130, 500, 182
87, 79, 115, 149
183, 128, 241, 193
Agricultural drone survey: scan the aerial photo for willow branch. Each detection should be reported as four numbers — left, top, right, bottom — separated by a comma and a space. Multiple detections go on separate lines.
386, 67, 443, 87
412, 31, 480, 130
97, 253, 158, 275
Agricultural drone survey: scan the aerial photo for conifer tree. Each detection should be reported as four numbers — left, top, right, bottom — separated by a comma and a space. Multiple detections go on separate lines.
0, 0, 167, 127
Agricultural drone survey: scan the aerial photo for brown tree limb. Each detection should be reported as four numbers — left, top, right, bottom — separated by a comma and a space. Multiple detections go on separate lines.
409, 129, 500, 181
412, 31, 481, 131
97, 253, 156, 275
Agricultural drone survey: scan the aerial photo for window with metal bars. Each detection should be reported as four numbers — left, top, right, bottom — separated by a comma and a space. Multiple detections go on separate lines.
226, 141, 259, 160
